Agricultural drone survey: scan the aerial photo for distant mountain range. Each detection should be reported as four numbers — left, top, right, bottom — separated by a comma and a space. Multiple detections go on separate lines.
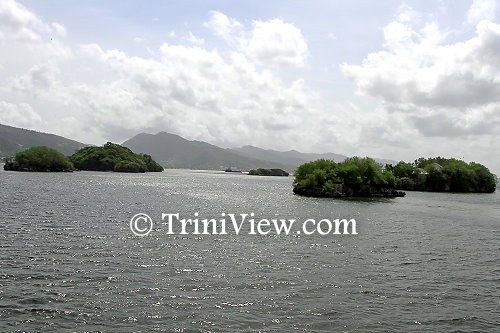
231, 145, 348, 166
122, 132, 292, 171
0, 123, 87, 157
0, 123, 396, 171
123, 131, 396, 172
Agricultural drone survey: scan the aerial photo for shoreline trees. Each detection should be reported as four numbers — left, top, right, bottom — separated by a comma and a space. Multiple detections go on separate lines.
69, 142, 164, 173
385, 157, 496, 193
3, 143, 164, 173
3, 146, 74, 172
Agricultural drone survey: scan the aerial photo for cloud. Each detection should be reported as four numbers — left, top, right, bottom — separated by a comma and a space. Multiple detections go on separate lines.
341, 8, 500, 138
0, 1, 498, 173
396, 4, 421, 23
0, 0, 71, 83
204, 11, 242, 42
411, 112, 498, 137
205, 11, 308, 68
0, 0, 50, 41
245, 19, 309, 67
83, 43, 322, 147
467, 0, 496, 25
0, 101, 42, 128
336, 2, 500, 173
51, 22, 66, 37
185, 31, 204, 45
0, 2, 325, 151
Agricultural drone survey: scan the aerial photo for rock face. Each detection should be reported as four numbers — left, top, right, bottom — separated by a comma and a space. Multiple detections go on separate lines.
248, 168, 289, 176
293, 184, 405, 198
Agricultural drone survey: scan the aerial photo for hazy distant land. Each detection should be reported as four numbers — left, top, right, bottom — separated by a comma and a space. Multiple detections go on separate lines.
0, 123, 395, 172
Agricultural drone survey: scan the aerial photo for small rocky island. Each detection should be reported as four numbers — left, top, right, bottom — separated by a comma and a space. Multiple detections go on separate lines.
249, 168, 289, 176
70, 142, 164, 172
4, 146, 75, 172
293, 157, 405, 198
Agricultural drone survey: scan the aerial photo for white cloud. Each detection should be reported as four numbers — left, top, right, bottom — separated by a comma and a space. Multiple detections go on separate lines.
51, 22, 66, 37
0, 0, 50, 41
0, 2, 326, 151
467, 0, 496, 25
0, 0, 71, 83
342, 18, 500, 109
382, 21, 416, 49
204, 11, 242, 42
245, 19, 309, 67
185, 31, 204, 45
0, 101, 42, 128
205, 12, 309, 68
82, 43, 323, 147
340, 4, 500, 172
1, 1, 498, 173
396, 4, 421, 23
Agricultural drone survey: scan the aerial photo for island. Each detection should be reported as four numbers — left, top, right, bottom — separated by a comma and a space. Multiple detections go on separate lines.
293, 157, 405, 198
4, 146, 75, 172
70, 142, 164, 173
386, 157, 496, 193
225, 167, 242, 173
248, 168, 289, 176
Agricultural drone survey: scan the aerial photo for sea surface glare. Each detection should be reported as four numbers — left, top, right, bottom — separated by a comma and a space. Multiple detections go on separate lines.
0, 169, 498, 332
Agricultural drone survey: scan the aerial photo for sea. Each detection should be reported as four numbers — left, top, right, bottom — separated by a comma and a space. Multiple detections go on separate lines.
0, 169, 498, 332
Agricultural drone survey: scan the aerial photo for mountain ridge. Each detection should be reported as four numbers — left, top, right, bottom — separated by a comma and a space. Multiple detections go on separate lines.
0, 124, 397, 171
123, 131, 397, 171
0, 123, 87, 157
122, 132, 293, 171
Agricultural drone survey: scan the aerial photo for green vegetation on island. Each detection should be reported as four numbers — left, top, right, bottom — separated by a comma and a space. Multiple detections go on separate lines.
69, 142, 163, 173
3, 146, 75, 172
248, 168, 289, 176
385, 157, 496, 193
293, 157, 404, 198
293, 156, 496, 197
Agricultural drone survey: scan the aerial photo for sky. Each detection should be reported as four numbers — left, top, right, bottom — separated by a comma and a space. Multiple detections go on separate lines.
0, 0, 499, 173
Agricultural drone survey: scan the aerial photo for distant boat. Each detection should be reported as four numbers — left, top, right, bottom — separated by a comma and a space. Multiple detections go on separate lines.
225, 167, 242, 173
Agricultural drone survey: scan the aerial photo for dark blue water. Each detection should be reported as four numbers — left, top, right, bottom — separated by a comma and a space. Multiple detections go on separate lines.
0, 169, 498, 332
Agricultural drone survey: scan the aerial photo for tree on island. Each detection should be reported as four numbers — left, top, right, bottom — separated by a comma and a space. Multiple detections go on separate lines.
70, 142, 163, 173
385, 157, 496, 193
293, 157, 403, 197
4, 146, 74, 172
248, 168, 289, 176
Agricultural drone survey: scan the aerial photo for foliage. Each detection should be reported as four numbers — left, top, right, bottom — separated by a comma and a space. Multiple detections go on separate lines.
294, 157, 392, 192
139, 154, 164, 172
70, 142, 163, 173
4, 146, 74, 172
386, 157, 496, 193
295, 156, 496, 194
248, 168, 289, 176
